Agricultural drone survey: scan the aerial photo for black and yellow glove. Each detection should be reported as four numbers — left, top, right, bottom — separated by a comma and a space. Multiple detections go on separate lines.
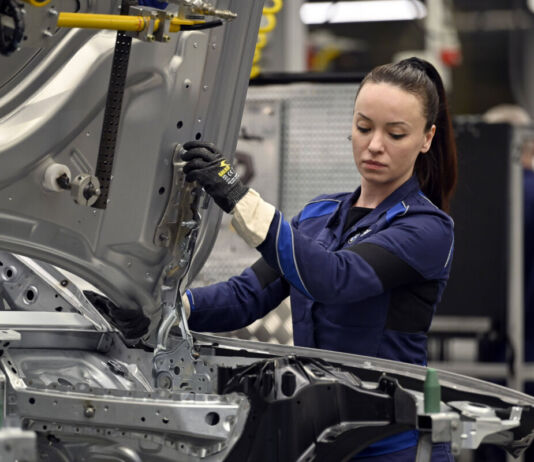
181, 141, 249, 213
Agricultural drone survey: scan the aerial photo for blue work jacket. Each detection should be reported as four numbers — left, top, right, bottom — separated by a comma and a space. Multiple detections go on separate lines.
188, 176, 454, 365
187, 176, 454, 459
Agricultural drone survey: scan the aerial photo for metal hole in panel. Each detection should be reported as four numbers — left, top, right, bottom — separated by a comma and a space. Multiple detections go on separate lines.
205, 412, 219, 426
2, 266, 16, 281
23, 286, 38, 305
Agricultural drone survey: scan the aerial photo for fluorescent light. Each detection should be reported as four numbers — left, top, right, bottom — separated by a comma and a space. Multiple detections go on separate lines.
300, 1, 427, 25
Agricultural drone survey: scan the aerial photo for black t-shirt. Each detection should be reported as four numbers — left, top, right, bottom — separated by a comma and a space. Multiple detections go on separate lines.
342, 206, 373, 234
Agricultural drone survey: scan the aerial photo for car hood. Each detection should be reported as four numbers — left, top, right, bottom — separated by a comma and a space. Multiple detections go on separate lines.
0, 0, 264, 327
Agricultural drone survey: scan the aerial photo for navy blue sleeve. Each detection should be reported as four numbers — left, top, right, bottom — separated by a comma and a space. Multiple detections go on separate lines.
257, 210, 454, 304
187, 264, 289, 333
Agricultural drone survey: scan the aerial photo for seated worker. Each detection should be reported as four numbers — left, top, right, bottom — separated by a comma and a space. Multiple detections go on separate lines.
180, 57, 457, 462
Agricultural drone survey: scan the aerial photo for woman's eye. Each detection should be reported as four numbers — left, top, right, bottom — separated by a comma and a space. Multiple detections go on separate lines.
356, 126, 370, 134
390, 133, 406, 140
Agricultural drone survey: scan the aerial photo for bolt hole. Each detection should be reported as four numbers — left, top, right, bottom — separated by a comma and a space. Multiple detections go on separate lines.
162, 417, 169, 424
195, 132, 202, 140
141, 417, 146, 422
176, 121, 183, 129
55, 307, 63, 312
29, 397, 35, 404
158, 187, 165, 195
173, 366, 180, 375
26, 290, 35, 301
205, 412, 219, 426
5, 269, 13, 278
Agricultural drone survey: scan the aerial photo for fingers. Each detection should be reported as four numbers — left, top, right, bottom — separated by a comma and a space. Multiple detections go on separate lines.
182, 158, 211, 175
182, 141, 217, 151
181, 141, 221, 160
183, 168, 207, 184
181, 146, 220, 163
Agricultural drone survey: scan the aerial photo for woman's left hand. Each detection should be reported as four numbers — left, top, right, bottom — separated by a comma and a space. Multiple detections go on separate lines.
180, 141, 249, 213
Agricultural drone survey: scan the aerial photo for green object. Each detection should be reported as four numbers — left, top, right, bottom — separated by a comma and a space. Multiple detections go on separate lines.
424, 367, 441, 413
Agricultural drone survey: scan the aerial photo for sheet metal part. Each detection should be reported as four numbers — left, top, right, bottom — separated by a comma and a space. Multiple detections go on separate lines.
0, 251, 113, 331
1, 346, 250, 461
154, 145, 207, 356
0, 427, 37, 462
153, 338, 215, 392
0, 0, 263, 325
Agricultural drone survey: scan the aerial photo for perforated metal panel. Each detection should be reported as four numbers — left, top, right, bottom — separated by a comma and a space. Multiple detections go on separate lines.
270, 83, 361, 217
193, 83, 362, 344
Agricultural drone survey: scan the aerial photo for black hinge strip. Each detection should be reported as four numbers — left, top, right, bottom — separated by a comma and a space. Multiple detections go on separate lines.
92, 0, 133, 209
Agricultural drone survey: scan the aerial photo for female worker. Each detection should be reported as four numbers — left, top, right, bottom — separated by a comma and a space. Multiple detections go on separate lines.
180, 57, 457, 461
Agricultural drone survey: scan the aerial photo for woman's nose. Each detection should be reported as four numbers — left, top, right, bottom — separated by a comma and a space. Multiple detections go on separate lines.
368, 131, 384, 154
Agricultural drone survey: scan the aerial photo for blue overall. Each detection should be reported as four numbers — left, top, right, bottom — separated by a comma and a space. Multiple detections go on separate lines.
188, 176, 455, 460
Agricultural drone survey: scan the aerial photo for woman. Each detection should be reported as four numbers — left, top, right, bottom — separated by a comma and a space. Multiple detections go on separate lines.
180, 57, 457, 461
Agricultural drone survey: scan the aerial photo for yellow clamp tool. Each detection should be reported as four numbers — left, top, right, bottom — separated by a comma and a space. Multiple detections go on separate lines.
57, 12, 204, 34
21, 0, 52, 6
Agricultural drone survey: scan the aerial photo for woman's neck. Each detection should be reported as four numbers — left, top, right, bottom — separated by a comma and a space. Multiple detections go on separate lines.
355, 177, 407, 208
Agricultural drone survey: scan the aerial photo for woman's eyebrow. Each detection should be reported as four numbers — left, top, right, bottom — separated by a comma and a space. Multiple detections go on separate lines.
356, 112, 371, 121
357, 112, 411, 128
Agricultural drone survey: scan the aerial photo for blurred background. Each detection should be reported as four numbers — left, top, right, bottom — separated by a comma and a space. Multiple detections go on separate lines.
255, 0, 534, 115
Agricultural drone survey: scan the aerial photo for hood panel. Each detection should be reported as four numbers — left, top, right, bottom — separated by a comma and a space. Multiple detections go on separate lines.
0, 1, 264, 320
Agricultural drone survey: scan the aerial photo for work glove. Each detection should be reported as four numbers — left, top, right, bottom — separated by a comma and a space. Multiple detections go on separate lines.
84, 290, 150, 339
180, 141, 249, 213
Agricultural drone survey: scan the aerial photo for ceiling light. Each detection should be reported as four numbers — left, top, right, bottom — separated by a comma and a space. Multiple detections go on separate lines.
300, 0, 427, 25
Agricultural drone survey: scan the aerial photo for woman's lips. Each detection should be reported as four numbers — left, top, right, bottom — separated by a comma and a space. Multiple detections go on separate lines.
362, 160, 386, 169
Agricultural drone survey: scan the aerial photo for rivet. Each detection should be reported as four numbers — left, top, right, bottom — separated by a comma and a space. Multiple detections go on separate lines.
84, 404, 95, 418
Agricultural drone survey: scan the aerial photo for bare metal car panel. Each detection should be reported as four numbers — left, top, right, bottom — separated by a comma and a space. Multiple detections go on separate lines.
1, 2, 534, 461
0, 0, 262, 322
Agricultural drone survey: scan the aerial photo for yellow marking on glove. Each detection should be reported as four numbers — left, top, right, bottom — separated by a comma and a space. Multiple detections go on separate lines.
218, 160, 231, 177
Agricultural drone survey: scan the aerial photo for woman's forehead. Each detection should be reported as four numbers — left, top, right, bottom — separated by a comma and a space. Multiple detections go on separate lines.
354, 82, 426, 121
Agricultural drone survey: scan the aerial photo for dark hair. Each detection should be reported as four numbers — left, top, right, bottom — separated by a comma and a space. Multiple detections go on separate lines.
357, 57, 457, 213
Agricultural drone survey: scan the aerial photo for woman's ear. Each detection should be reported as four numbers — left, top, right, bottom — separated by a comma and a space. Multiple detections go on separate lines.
421, 124, 436, 153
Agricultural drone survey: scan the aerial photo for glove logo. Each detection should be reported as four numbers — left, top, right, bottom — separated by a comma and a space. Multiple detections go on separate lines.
218, 160, 231, 177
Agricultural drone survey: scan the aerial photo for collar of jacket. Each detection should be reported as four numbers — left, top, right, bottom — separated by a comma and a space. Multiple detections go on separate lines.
326, 175, 422, 236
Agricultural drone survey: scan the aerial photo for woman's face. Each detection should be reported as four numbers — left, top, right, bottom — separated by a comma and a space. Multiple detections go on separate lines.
352, 82, 436, 193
